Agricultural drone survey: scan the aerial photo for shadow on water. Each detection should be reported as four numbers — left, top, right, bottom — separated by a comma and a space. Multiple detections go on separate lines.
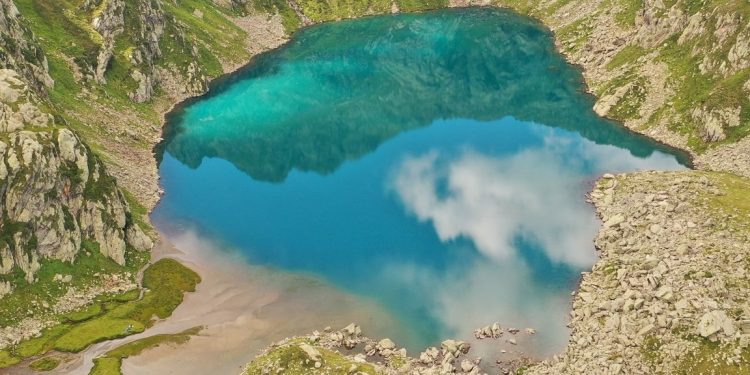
156, 7, 690, 184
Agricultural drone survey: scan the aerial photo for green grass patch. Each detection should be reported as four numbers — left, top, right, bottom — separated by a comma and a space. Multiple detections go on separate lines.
555, 16, 593, 54
641, 335, 663, 365
101, 289, 141, 303
14, 325, 70, 359
2, 259, 198, 368
106, 259, 200, 325
0, 350, 21, 368
607, 44, 646, 70
53, 318, 145, 353
614, 0, 644, 27
29, 357, 61, 371
90, 357, 122, 375
299, 0, 391, 22
122, 189, 153, 236
87, 327, 202, 375
0, 248, 146, 328
677, 336, 750, 374
704, 172, 750, 229
396, 0, 449, 12
61, 303, 103, 323
609, 77, 647, 121
253, 0, 301, 33
243, 339, 380, 375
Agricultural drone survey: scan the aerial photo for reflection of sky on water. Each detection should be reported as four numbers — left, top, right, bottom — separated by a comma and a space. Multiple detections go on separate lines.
155, 5, 689, 359
384, 126, 684, 354
155, 117, 685, 356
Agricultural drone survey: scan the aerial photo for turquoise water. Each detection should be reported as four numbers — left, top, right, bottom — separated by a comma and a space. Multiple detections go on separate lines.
154, 8, 687, 355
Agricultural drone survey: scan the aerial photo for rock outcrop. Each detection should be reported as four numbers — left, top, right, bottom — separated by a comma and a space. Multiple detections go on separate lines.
499, 0, 749, 177
0, 0, 53, 93
87, 0, 125, 84
0, 69, 152, 283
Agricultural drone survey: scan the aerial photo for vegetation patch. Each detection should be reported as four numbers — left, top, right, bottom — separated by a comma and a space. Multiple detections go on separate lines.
396, 0, 449, 12
299, 0, 391, 22
0, 350, 21, 368
87, 327, 202, 375
243, 339, 380, 375
555, 16, 593, 54
641, 335, 663, 365
0, 259, 199, 368
0, 248, 147, 328
29, 356, 61, 371
606, 45, 646, 70
609, 77, 647, 121
54, 318, 145, 353
677, 336, 750, 374
614, 0, 644, 27
89, 357, 122, 375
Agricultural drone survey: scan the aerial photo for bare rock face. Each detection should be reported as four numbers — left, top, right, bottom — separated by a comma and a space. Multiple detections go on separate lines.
0, 0, 53, 93
81, 0, 166, 102
86, 0, 126, 84
0, 70, 53, 132
634, 0, 688, 48
0, 69, 152, 282
691, 106, 742, 142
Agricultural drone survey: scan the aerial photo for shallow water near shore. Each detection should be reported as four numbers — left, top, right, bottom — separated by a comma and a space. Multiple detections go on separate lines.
155, 7, 688, 358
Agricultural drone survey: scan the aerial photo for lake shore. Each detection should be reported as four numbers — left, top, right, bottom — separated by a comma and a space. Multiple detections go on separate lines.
66, 229, 405, 375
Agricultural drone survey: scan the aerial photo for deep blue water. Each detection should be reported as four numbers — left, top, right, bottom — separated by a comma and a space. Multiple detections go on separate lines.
154, 8, 688, 354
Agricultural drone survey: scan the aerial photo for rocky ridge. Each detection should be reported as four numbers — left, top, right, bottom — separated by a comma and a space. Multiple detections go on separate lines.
524, 171, 750, 374
0, 67, 152, 350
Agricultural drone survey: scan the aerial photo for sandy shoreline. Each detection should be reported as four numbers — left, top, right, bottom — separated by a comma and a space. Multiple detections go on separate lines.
15, 226, 545, 375
34, 228, 404, 375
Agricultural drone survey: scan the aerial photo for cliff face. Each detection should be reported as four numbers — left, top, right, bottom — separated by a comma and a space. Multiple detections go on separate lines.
0, 69, 151, 287
0, 0, 153, 297
0, 0, 52, 93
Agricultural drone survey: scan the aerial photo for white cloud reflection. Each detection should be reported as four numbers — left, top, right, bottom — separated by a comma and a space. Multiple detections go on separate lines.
391, 144, 596, 267
386, 130, 684, 356
391, 131, 684, 268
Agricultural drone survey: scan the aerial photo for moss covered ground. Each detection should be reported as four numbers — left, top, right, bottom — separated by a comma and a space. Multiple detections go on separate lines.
88, 326, 202, 375
242, 339, 380, 375
0, 259, 200, 369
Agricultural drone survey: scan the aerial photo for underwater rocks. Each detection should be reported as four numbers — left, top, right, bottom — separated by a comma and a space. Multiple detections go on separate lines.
472, 322, 537, 341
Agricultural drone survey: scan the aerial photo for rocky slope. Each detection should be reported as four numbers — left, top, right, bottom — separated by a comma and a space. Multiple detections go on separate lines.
527, 171, 750, 374
0, 69, 151, 286
491, 0, 750, 178
0, 0, 51, 92
0, 0, 152, 348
